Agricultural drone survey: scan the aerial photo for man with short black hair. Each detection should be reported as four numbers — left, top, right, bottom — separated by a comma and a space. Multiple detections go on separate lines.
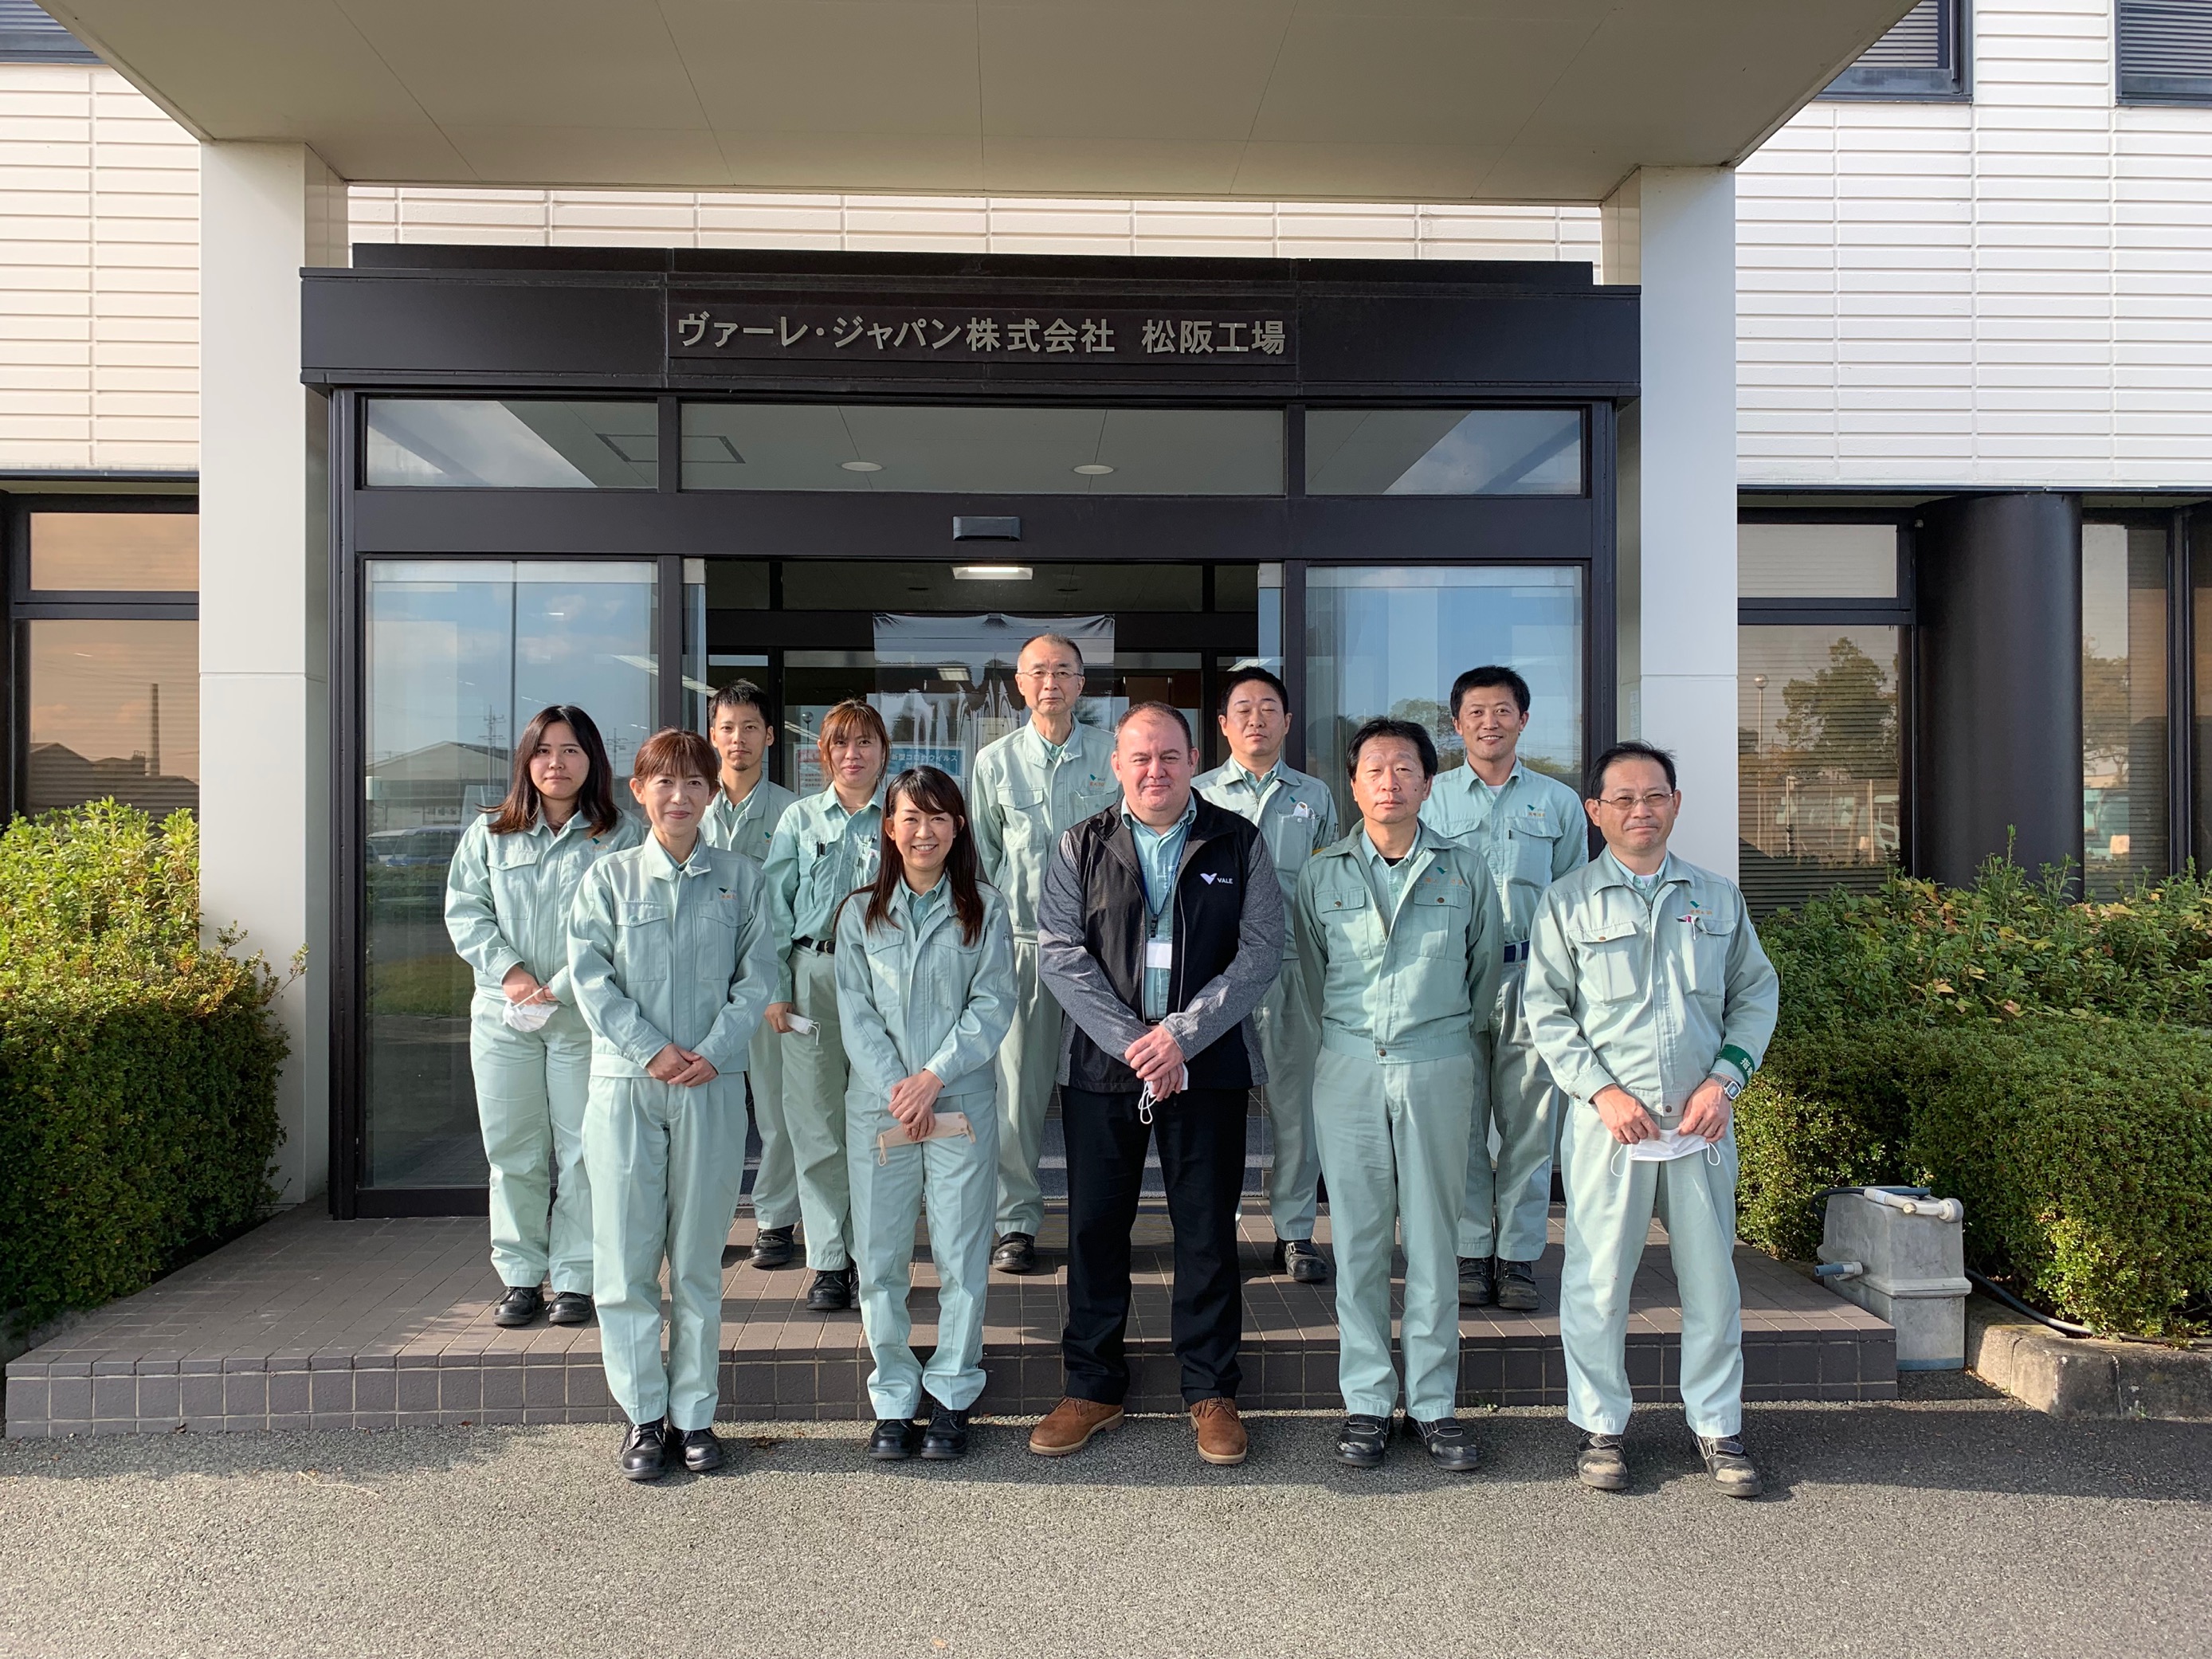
1295, 717, 1501, 1470
1030, 701, 1284, 1469
1196, 664, 1339, 1284
1524, 739, 1780, 1498
1420, 664, 1589, 1313
700, 680, 802, 1268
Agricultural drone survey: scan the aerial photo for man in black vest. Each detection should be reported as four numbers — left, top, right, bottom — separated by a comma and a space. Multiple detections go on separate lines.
1030, 702, 1285, 1467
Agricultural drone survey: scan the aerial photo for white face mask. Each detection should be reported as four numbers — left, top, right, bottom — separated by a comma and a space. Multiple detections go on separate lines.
500, 997, 556, 1033
1610, 1128, 1724, 1177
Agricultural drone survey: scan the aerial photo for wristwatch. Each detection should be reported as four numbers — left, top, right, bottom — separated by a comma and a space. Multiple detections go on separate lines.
1715, 1074, 1743, 1102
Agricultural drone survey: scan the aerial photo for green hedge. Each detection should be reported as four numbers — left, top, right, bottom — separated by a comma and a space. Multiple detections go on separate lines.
1738, 860, 2212, 1338
0, 802, 289, 1335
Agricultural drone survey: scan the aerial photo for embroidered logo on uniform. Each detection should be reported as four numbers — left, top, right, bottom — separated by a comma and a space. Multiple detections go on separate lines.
1199, 873, 1233, 886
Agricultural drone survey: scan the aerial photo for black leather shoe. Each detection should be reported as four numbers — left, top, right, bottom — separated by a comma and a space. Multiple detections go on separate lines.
991, 1233, 1038, 1274
920, 1399, 970, 1461
618, 1418, 670, 1481
493, 1284, 544, 1327
678, 1426, 724, 1473
1457, 1257, 1495, 1307
750, 1226, 797, 1269
1577, 1432, 1630, 1492
869, 1418, 923, 1461
1335, 1414, 1390, 1468
1696, 1433, 1764, 1499
1410, 1416, 1481, 1473
545, 1291, 593, 1326
1273, 1237, 1330, 1284
806, 1265, 857, 1312
1494, 1258, 1541, 1312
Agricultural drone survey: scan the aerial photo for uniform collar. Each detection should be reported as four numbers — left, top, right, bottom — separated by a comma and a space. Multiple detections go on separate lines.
1025, 718, 1084, 764
718, 775, 768, 818
1359, 818, 1441, 868
1121, 793, 1198, 841
644, 832, 712, 880
1231, 754, 1285, 794
1597, 848, 1678, 893
1452, 757, 1524, 796
819, 782, 885, 822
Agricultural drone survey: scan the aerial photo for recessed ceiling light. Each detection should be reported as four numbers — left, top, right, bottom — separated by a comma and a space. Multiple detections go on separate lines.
1073, 463, 1115, 476
841, 460, 883, 473
952, 564, 1033, 582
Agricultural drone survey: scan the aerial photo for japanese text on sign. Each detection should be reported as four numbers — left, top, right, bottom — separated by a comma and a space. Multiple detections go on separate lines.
669, 304, 1294, 367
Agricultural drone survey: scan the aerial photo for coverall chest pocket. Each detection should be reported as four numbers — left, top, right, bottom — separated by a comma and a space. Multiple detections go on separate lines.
1572, 920, 1643, 1003
1316, 883, 1382, 959
1506, 823, 1559, 891
1406, 875, 1473, 956
488, 838, 543, 912
615, 899, 670, 981
1683, 912, 1735, 1003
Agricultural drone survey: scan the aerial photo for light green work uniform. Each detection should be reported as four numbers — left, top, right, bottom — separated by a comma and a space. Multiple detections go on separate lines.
763, 784, 884, 1272
1421, 759, 1590, 1262
700, 775, 801, 1232
1524, 851, 1780, 1439
1197, 755, 1339, 1241
835, 879, 1017, 1419
1293, 823, 1503, 1421
967, 719, 1120, 1237
568, 835, 773, 1431
444, 809, 641, 1296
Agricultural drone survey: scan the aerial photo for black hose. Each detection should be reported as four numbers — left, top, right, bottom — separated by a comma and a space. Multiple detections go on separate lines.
1964, 1268, 2095, 1338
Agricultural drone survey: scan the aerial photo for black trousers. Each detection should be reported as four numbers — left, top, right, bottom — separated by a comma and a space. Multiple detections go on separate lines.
1061, 1085, 1245, 1407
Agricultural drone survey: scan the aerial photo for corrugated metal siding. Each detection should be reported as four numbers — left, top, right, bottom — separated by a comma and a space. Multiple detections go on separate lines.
1739, 0, 2212, 489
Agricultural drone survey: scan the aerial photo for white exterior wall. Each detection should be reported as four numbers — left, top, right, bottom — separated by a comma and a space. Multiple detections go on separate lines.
1739, 0, 2212, 489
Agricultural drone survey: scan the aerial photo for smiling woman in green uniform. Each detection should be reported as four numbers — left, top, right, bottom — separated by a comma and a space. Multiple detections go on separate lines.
763, 699, 890, 1312
568, 728, 774, 1482
443, 704, 640, 1330
835, 767, 1016, 1461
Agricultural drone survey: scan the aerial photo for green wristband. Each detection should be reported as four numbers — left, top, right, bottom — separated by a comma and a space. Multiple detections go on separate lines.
1718, 1043, 1757, 1080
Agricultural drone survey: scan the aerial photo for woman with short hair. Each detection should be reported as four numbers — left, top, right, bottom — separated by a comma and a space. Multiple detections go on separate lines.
444, 704, 638, 1329
836, 767, 1016, 1461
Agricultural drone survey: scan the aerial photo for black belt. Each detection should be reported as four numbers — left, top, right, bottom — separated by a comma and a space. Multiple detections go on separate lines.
794, 935, 835, 955
1502, 940, 1530, 965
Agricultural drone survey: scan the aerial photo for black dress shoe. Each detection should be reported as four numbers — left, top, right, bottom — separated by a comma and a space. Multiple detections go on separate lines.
493, 1284, 544, 1327
618, 1418, 670, 1481
545, 1291, 593, 1326
990, 1233, 1038, 1274
750, 1226, 797, 1269
1335, 1414, 1391, 1468
868, 1418, 924, 1461
1456, 1257, 1495, 1307
1410, 1416, 1481, 1473
679, 1426, 724, 1473
1272, 1237, 1330, 1284
920, 1399, 970, 1461
806, 1265, 857, 1312
1493, 1258, 1541, 1312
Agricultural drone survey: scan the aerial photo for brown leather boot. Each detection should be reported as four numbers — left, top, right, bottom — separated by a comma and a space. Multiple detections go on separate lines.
1190, 1397, 1248, 1466
1028, 1397, 1124, 1457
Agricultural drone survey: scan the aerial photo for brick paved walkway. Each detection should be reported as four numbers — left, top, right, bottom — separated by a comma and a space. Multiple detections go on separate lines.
4, 1202, 1893, 1437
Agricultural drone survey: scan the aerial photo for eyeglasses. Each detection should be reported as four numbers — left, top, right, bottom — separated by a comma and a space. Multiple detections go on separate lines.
1596, 790, 1675, 812
1018, 668, 1084, 684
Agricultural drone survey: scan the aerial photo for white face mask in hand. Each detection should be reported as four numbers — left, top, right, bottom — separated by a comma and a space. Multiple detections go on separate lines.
500, 997, 556, 1033
1610, 1128, 1724, 1176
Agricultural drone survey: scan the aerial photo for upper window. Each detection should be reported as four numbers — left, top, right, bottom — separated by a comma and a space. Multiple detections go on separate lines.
2119, 1, 2212, 104
0, 2, 98, 63
1820, 0, 1968, 100
680, 405, 1282, 494
29, 512, 198, 592
1303, 409, 1583, 496
364, 400, 659, 488
1739, 523, 1900, 601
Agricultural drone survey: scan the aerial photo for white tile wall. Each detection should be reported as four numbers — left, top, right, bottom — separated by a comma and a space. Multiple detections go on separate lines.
1738, 0, 2212, 489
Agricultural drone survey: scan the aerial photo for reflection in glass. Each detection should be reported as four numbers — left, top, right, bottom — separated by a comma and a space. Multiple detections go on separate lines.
25, 619, 198, 814
680, 404, 1282, 493
2082, 523, 2168, 898
1737, 522, 1897, 599
1304, 566, 1583, 828
364, 400, 658, 488
1304, 409, 1582, 495
1738, 626, 1902, 915
362, 559, 657, 1189
29, 512, 198, 591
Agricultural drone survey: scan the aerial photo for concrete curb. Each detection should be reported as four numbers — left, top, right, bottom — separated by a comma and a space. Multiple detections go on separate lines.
1967, 1294, 2212, 1420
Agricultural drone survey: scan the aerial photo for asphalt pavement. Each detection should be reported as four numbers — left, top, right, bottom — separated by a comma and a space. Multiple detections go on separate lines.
2, 1375, 2206, 1659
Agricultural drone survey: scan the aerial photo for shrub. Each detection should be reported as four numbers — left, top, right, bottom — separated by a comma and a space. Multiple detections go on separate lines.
0, 803, 289, 1335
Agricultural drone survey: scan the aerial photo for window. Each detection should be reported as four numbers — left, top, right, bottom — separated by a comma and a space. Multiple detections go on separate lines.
680, 405, 1283, 494
10, 504, 198, 820
1820, 0, 1968, 100
1304, 409, 1582, 496
363, 400, 659, 488
0, 2, 98, 63
2119, 1, 2212, 104
2081, 522, 2169, 896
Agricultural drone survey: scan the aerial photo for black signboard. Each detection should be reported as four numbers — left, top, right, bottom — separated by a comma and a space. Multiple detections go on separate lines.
668, 301, 1296, 370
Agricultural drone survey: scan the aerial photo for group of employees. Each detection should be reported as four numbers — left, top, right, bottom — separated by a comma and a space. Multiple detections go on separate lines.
443, 634, 1779, 1495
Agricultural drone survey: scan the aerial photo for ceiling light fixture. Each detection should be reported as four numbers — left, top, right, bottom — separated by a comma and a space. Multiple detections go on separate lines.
1073, 462, 1115, 476
952, 564, 1033, 582
841, 460, 883, 473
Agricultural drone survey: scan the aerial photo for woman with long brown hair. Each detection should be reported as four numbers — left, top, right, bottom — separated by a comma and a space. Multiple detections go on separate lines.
833, 766, 1014, 1461
444, 704, 638, 1330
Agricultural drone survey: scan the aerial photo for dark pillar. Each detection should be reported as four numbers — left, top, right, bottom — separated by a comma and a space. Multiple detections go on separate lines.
1916, 492, 2084, 890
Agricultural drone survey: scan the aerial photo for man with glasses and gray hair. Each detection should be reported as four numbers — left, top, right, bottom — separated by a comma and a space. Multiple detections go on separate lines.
968, 633, 1123, 1275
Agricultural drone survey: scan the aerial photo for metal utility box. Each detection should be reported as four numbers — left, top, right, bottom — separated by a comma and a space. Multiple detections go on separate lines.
1818, 1188, 1971, 1371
